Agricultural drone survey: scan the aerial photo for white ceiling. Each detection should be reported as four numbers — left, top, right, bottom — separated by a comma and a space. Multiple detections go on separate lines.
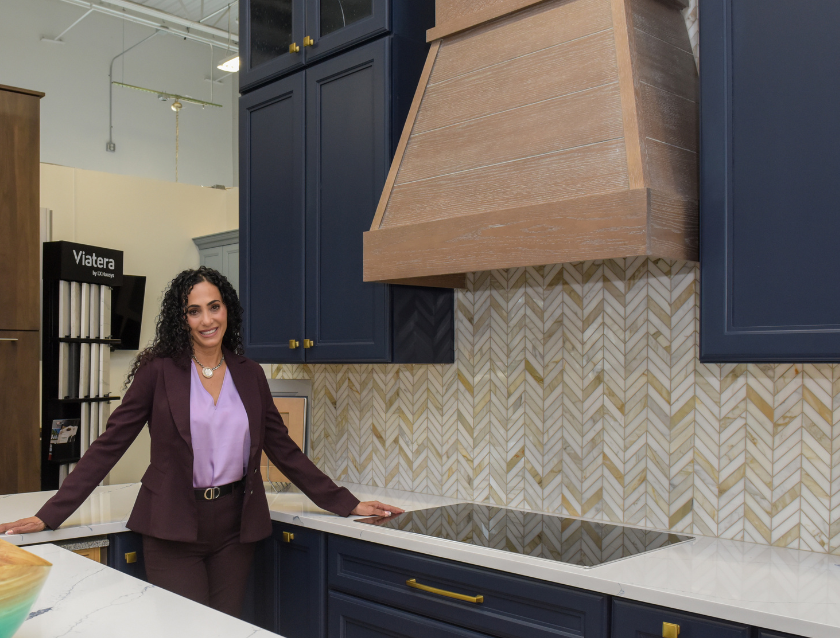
135, 0, 239, 33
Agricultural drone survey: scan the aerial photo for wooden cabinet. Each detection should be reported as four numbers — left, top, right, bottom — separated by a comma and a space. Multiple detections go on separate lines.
240, 0, 423, 91
611, 600, 749, 638
700, 0, 840, 361
329, 592, 496, 638
0, 84, 43, 495
328, 536, 609, 638
240, 25, 454, 364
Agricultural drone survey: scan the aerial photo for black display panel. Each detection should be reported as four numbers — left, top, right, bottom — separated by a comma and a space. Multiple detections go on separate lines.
111, 275, 146, 350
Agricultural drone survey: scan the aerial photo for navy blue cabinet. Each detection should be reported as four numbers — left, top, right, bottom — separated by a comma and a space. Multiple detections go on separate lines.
240, 8, 454, 365
700, 0, 840, 362
107, 532, 146, 581
612, 600, 748, 638
329, 536, 609, 638
329, 591, 496, 638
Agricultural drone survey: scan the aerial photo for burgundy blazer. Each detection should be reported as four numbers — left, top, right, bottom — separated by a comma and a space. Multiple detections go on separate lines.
36, 348, 359, 543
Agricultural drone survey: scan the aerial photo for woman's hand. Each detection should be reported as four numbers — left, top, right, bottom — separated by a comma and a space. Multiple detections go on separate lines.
350, 501, 405, 517
0, 517, 46, 535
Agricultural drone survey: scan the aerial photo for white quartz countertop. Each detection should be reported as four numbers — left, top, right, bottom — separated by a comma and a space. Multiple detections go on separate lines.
4, 483, 840, 638
15, 544, 277, 638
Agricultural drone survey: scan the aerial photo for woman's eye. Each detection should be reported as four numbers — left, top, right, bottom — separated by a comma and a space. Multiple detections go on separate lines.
188, 309, 198, 316
211, 304, 221, 311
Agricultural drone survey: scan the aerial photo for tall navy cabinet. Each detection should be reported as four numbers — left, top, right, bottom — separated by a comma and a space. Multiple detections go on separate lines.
700, 0, 840, 362
240, 0, 454, 364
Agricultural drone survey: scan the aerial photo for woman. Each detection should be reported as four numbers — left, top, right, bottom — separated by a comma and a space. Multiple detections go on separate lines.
0, 267, 402, 617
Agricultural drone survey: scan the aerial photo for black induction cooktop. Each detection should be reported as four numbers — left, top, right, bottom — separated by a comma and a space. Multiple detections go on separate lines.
356, 503, 693, 568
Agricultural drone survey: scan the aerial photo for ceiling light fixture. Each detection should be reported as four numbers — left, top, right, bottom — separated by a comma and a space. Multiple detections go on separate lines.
217, 54, 239, 72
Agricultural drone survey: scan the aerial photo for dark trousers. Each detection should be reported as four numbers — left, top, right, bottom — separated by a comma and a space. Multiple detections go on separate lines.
142, 487, 256, 617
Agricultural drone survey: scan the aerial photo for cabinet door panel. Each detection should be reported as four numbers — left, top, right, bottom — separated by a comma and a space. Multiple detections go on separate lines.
275, 523, 326, 638
700, 0, 840, 361
240, 0, 306, 91
305, 38, 390, 362
240, 73, 306, 363
329, 592, 494, 638
0, 330, 39, 494
107, 532, 147, 581
223, 245, 240, 293
611, 600, 748, 638
304, 0, 388, 64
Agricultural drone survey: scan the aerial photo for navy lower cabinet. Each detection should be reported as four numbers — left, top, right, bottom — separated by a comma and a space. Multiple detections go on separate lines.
328, 536, 609, 638
107, 532, 146, 581
611, 600, 748, 638
275, 522, 327, 638
329, 591, 495, 638
241, 25, 454, 365
700, 0, 840, 362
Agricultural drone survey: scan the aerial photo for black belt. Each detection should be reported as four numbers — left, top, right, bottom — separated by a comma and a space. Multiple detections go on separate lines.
194, 477, 245, 501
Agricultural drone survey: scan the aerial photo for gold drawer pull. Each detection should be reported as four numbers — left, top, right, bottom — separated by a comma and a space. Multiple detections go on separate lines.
663, 622, 680, 638
406, 578, 483, 604
289, 339, 300, 349
289, 42, 300, 53
303, 339, 314, 349
125, 551, 137, 564
283, 531, 294, 543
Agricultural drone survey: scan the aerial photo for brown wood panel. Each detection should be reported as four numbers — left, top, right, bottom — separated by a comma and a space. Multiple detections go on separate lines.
261, 396, 307, 484
0, 330, 40, 495
414, 29, 618, 134
633, 26, 697, 101
629, 0, 694, 53
382, 275, 467, 288
72, 547, 103, 563
397, 83, 623, 184
0, 84, 45, 98
382, 138, 629, 227
430, 0, 551, 40
430, 0, 612, 84
644, 138, 698, 200
366, 190, 651, 281
371, 41, 441, 231
638, 82, 697, 152
648, 189, 698, 260
0, 89, 41, 332
611, 0, 646, 189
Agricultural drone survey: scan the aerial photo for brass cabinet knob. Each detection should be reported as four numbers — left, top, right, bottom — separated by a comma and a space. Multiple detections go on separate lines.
289, 42, 300, 53
303, 35, 314, 47
282, 531, 294, 543
662, 622, 680, 638
303, 339, 314, 348
289, 339, 300, 349
125, 551, 137, 564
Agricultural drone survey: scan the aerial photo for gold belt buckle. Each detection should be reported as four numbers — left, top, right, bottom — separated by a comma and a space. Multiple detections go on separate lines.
203, 487, 221, 500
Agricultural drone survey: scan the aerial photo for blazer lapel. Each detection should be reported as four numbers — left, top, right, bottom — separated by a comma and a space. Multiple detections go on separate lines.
163, 358, 192, 448
224, 347, 261, 454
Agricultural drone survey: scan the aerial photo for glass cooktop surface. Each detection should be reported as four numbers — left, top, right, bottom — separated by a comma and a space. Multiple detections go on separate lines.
357, 503, 693, 568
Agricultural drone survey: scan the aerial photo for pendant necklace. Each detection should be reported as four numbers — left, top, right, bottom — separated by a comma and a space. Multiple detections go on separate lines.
193, 353, 224, 378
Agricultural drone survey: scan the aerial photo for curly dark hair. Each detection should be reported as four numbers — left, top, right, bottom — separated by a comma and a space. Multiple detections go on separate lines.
125, 266, 243, 386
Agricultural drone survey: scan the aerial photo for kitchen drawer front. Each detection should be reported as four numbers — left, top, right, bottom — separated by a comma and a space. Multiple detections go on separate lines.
611, 600, 748, 638
329, 591, 495, 638
328, 536, 608, 638
756, 631, 804, 638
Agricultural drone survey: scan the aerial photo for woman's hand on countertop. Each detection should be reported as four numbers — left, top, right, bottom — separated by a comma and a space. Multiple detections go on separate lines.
350, 501, 405, 517
0, 516, 46, 535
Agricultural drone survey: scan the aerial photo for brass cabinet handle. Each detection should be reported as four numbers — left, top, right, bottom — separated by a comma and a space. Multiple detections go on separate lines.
303, 35, 314, 47
303, 339, 314, 348
406, 579, 483, 604
125, 551, 137, 564
289, 339, 300, 349
289, 42, 300, 53
662, 622, 680, 638
282, 531, 294, 543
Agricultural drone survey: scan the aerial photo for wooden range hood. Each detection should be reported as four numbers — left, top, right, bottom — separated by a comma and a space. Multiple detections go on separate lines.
364, 0, 697, 288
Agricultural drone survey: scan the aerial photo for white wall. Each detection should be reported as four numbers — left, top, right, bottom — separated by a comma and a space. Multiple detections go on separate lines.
40, 163, 239, 483
1, 0, 238, 187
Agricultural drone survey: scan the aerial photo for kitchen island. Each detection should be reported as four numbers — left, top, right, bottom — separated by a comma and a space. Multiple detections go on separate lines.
3, 483, 840, 638
14, 543, 277, 638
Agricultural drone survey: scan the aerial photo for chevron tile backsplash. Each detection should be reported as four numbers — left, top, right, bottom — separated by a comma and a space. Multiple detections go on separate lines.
271, 259, 840, 554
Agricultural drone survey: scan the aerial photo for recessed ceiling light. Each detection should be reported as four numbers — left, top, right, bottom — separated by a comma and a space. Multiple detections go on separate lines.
217, 55, 239, 73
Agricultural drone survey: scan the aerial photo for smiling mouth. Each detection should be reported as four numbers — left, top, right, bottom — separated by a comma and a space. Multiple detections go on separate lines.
199, 327, 219, 337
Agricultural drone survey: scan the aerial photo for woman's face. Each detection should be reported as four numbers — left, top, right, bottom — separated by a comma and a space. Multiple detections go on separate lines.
185, 281, 227, 351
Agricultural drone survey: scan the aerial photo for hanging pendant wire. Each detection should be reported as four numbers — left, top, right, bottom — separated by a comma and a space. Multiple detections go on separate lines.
175, 107, 180, 182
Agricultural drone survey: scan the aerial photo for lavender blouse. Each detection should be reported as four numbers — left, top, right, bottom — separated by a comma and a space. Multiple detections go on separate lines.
189, 363, 251, 488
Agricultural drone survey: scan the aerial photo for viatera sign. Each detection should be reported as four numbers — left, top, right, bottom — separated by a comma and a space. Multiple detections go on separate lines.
43, 241, 124, 286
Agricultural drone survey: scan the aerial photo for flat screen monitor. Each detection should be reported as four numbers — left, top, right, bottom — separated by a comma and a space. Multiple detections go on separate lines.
111, 275, 146, 350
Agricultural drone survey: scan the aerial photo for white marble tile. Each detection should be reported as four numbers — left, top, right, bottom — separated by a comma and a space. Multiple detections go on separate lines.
16, 544, 277, 638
